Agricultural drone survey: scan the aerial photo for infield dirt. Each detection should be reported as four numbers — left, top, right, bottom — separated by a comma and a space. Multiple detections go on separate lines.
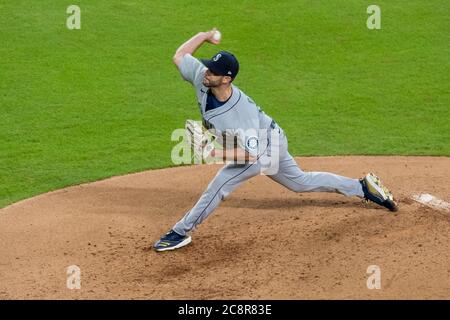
0, 156, 449, 299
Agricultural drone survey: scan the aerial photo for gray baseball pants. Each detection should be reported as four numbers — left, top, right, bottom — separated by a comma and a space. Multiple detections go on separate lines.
173, 125, 364, 236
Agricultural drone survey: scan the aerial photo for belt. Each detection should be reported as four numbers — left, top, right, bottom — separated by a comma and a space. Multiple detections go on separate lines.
269, 120, 277, 129
268, 120, 281, 136
270, 120, 281, 131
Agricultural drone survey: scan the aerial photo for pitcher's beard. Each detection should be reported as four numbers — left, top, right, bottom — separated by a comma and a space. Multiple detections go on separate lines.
203, 78, 221, 87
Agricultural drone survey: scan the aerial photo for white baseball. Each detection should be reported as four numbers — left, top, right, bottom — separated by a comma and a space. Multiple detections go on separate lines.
213, 30, 221, 41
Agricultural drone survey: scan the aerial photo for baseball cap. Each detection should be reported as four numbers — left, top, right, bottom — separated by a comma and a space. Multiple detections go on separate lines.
201, 51, 239, 78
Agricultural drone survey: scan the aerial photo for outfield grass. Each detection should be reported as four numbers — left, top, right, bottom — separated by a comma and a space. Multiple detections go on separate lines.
1, 0, 449, 208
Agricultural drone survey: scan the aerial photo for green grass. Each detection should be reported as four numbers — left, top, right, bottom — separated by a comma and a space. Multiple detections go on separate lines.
1, 0, 449, 208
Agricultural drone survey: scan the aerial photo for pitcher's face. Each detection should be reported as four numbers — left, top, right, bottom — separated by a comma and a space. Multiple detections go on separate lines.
203, 69, 223, 87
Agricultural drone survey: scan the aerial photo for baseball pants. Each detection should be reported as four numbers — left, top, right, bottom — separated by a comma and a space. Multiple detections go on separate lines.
173, 125, 365, 236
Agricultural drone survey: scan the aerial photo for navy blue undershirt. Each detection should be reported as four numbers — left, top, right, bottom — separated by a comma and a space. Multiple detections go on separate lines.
205, 90, 232, 112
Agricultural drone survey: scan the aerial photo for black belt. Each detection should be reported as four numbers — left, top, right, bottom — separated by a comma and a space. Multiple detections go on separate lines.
270, 120, 276, 129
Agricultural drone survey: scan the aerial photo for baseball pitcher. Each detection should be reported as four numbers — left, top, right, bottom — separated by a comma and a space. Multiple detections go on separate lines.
154, 29, 398, 252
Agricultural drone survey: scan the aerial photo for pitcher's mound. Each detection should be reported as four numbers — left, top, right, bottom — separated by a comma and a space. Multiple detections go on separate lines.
0, 156, 449, 299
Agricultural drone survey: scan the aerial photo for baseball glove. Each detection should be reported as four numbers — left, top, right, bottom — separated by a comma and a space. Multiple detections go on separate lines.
185, 119, 216, 162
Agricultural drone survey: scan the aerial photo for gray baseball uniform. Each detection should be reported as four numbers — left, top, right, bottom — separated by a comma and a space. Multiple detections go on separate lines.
172, 54, 364, 236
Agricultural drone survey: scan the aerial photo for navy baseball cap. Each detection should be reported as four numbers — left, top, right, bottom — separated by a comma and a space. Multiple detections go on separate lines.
201, 51, 239, 78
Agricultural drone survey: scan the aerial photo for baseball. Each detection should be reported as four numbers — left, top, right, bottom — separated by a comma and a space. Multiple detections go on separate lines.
213, 30, 221, 41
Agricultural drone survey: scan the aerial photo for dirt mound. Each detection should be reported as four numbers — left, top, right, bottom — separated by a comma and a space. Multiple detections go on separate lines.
0, 156, 449, 299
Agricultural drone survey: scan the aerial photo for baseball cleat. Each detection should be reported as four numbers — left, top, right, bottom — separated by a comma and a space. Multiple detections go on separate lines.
153, 230, 192, 252
360, 173, 398, 212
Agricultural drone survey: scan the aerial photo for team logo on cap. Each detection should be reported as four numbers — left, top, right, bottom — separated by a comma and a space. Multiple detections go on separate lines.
213, 53, 222, 61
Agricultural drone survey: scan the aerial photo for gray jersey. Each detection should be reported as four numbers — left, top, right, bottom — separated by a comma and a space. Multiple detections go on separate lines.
170, 54, 365, 238
179, 54, 274, 157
